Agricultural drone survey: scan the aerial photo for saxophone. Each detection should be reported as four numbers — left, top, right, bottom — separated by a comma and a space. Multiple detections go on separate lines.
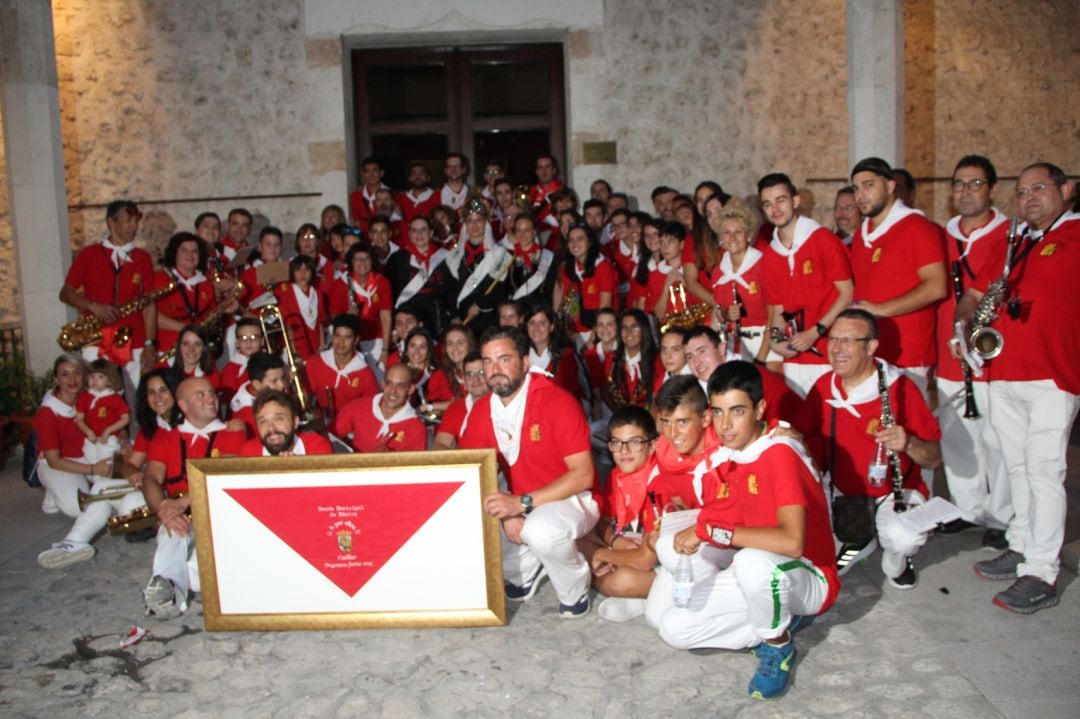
876, 362, 907, 513
969, 217, 1019, 361
660, 283, 713, 333
157, 279, 246, 363
58, 281, 178, 351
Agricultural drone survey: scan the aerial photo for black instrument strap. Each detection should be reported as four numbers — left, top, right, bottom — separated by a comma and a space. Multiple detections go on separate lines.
172, 272, 201, 321
953, 237, 976, 280
163, 430, 220, 490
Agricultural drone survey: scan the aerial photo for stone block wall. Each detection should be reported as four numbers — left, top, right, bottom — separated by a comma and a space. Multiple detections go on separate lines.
0, 108, 17, 325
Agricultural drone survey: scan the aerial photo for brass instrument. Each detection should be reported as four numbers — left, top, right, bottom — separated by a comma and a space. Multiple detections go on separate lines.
77, 485, 138, 511
660, 283, 713, 333
969, 217, 1019, 361
876, 362, 907, 513
157, 279, 246, 364
58, 281, 178, 351
730, 285, 743, 355
107, 506, 158, 536
557, 283, 581, 336
950, 261, 980, 419
259, 303, 314, 421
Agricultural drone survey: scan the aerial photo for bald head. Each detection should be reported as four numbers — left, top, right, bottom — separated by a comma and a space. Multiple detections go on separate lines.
176, 377, 219, 427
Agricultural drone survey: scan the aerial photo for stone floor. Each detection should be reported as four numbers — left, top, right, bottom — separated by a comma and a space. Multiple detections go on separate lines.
1, 438, 1078, 718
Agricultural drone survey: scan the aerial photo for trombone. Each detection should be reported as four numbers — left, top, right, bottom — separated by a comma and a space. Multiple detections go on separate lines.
258, 303, 314, 422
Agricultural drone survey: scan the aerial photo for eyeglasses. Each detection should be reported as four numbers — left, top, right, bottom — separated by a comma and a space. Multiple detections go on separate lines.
607, 436, 651, 452
1015, 182, 1058, 199
237, 334, 263, 342
464, 370, 486, 378
826, 336, 872, 347
951, 179, 989, 193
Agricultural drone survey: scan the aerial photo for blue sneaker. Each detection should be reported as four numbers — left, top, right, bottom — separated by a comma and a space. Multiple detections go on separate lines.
749, 640, 796, 700
505, 564, 547, 602
558, 592, 590, 619
788, 614, 815, 635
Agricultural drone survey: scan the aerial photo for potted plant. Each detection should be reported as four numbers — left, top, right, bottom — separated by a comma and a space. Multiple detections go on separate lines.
0, 354, 52, 468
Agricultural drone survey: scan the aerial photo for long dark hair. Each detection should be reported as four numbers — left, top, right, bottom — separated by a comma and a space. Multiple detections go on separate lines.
634, 216, 662, 287
439, 324, 477, 399
560, 223, 601, 281
524, 302, 572, 372
171, 324, 215, 375
611, 308, 656, 407
135, 367, 183, 439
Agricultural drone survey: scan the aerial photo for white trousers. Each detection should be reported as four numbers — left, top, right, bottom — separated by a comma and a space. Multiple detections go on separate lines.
502, 491, 599, 604
988, 380, 1080, 584
646, 509, 736, 627
876, 489, 929, 578
63, 480, 145, 546
150, 525, 199, 612
782, 363, 831, 399
732, 325, 782, 364
936, 377, 1010, 529
658, 548, 830, 650
37, 459, 90, 518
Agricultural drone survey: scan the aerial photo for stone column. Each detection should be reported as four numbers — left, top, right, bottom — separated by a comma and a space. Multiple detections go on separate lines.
0, 0, 72, 374
846, 0, 905, 170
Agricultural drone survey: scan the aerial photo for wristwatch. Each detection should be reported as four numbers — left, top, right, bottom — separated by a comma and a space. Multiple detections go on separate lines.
709, 525, 734, 546
815, 322, 828, 337
520, 494, 534, 515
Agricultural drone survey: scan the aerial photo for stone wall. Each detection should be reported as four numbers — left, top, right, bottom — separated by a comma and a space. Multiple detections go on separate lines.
0, 106, 17, 326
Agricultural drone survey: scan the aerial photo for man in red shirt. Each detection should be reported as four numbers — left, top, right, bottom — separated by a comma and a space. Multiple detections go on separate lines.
398, 161, 441, 223
934, 156, 1011, 549
333, 362, 426, 453
757, 173, 853, 397
218, 207, 253, 264
802, 309, 942, 587
849, 157, 947, 393
141, 376, 246, 618
660, 361, 840, 700
958, 161, 1080, 614
239, 390, 332, 457
433, 352, 489, 450
304, 314, 379, 419
348, 156, 390, 233
60, 200, 158, 391
461, 326, 598, 618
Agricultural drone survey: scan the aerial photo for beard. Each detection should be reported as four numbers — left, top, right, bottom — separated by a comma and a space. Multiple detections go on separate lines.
261, 429, 296, 456
488, 373, 524, 398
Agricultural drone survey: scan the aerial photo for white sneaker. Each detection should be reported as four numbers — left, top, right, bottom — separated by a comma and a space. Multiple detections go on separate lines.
144, 575, 182, 619
41, 490, 59, 514
37, 542, 94, 569
598, 596, 646, 622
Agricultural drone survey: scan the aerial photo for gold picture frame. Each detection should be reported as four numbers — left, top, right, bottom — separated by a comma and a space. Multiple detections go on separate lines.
187, 449, 505, 631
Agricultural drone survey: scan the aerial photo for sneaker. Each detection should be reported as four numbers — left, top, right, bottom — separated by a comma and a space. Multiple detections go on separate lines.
887, 558, 917, 590
37, 542, 94, 569
992, 576, 1059, 614
41, 490, 59, 514
144, 575, 181, 619
125, 526, 158, 544
558, 592, 590, 619
788, 614, 816, 635
836, 537, 877, 576
504, 564, 547, 602
749, 640, 796, 700
974, 549, 1023, 580
597, 597, 646, 622
938, 518, 978, 535
982, 528, 1008, 551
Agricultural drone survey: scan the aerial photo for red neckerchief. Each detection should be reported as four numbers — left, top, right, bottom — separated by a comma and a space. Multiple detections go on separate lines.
407, 242, 438, 272
654, 427, 719, 475
514, 243, 540, 271
611, 456, 658, 531
464, 241, 485, 266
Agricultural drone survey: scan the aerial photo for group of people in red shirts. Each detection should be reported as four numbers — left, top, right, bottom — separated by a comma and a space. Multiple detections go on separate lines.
33, 150, 1078, 700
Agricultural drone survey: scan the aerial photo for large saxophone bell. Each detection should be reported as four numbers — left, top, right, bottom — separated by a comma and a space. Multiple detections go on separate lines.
970, 326, 1004, 360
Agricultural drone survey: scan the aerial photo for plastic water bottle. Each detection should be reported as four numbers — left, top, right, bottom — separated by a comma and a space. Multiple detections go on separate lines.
673, 553, 694, 608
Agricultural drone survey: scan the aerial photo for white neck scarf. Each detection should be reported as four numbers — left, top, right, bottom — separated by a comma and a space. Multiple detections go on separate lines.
349, 274, 377, 306
371, 393, 418, 437
694, 427, 820, 502
860, 200, 919, 248
319, 349, 366, 388
405, 188, 434, 205
624, 352, 642, 382
227, 354, 249, 373
156, 415, 172, 431
490, 373, 532, 466
292, 283, 319, 329
713, 245, 763, 289
440, 183, 469, 209
87, 387, 116, 410
770, 215, 821, 272
177, 418, 226, 444
362, 183, 389, 207
946, 208, 1008, 258
171, 269, 208, 291
42, 392, 77, 419
618, 238, 639, 265
263, 435, 308, 456
825, 359, 902, 418
529, 346, 552, 371
101, 236, 135, 269
230, 382, 256, 412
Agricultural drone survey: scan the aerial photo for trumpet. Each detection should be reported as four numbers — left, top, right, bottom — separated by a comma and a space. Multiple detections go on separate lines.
969, 217, 1019, 361
59, 281, 178, 351
77, 486, 138, 511
661, 283, 713, 333
259, 303, 314, 421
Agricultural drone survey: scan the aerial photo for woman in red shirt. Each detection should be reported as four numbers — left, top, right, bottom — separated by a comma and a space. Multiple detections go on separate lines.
154, 232, 218, 357
439, 324, 477, 399
403, 327, 454, 416
553, 223, 617, 348
275, 255, 328, 361
167, 324, 221, 389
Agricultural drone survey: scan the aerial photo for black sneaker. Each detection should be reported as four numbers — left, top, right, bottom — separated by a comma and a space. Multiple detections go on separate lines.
125, 527, 158, 543
974, 549, 1023, 580
558, 592, 590, 619
504, 564, 547, 602
938, 518, 978, 535
887, 558, 917, 590
992, 576, 1058, 614
836, 538, 877, 576
981, 528, 1008, 551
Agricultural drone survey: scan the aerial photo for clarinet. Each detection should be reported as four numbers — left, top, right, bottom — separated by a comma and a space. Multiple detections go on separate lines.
950, 261, 980, 418
876, 362, 907, 513
731, 285, 743, 355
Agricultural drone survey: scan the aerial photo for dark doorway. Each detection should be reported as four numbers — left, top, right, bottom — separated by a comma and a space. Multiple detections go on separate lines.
352, 43, 566, 191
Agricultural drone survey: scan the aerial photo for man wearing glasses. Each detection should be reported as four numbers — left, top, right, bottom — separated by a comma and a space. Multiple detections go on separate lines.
956, 162, 1080, 614
802, 308, 941, 588
432, 352, 490, 450
934, 156, 1012, 550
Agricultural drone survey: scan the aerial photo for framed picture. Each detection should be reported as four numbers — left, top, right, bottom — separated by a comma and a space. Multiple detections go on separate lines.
187, 449, 505, 631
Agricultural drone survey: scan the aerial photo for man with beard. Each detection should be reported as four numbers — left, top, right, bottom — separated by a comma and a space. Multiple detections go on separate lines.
239, 390, 332, 456
440, 153, 471, 210
398, 161, 441, 222
333, 362, 426, 453
348, 156, 390, 233
832, 186, 861, 245
461, 326, 598, 618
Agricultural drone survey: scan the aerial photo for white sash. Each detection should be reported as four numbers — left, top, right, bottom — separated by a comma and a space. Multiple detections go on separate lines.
445, 240, 511, 307
511, 247, 554, 300
292, 284, 319, 329
396, 247, 448, 306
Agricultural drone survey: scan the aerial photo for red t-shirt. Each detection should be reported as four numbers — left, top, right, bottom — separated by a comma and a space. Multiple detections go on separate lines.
436, 396, 474, 442
649, 427, 721, 512
559, 259, 618, 331
304, 351, 379, 415
33, 400, 85, 459
347, 185, 383, 233
971, 214, 1080, 393
696, 440, 840, 611
595, 455, 660, 535
219, 357, 249, 402
645, 265, 704, 317
757, 365, 806, 433
333, 395, 427, 453
327, 273, 392, 342
415, 368, 455, 405
75, 392, 129, 437
460, 374, 593, 495
153, 269, 217, 353
712, 251, 770, 327
936, 210, 1010, 382
850, 210, 946, 367
803, 369, 940, 498
397, 189, 441, 223
238, 432, 333, 456
761, 222, 852, 364
64, 242, 154, 346
147, 425, 247, 496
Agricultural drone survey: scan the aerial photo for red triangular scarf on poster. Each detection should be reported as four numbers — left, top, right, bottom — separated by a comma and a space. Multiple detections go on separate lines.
224, 482, 463, 596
